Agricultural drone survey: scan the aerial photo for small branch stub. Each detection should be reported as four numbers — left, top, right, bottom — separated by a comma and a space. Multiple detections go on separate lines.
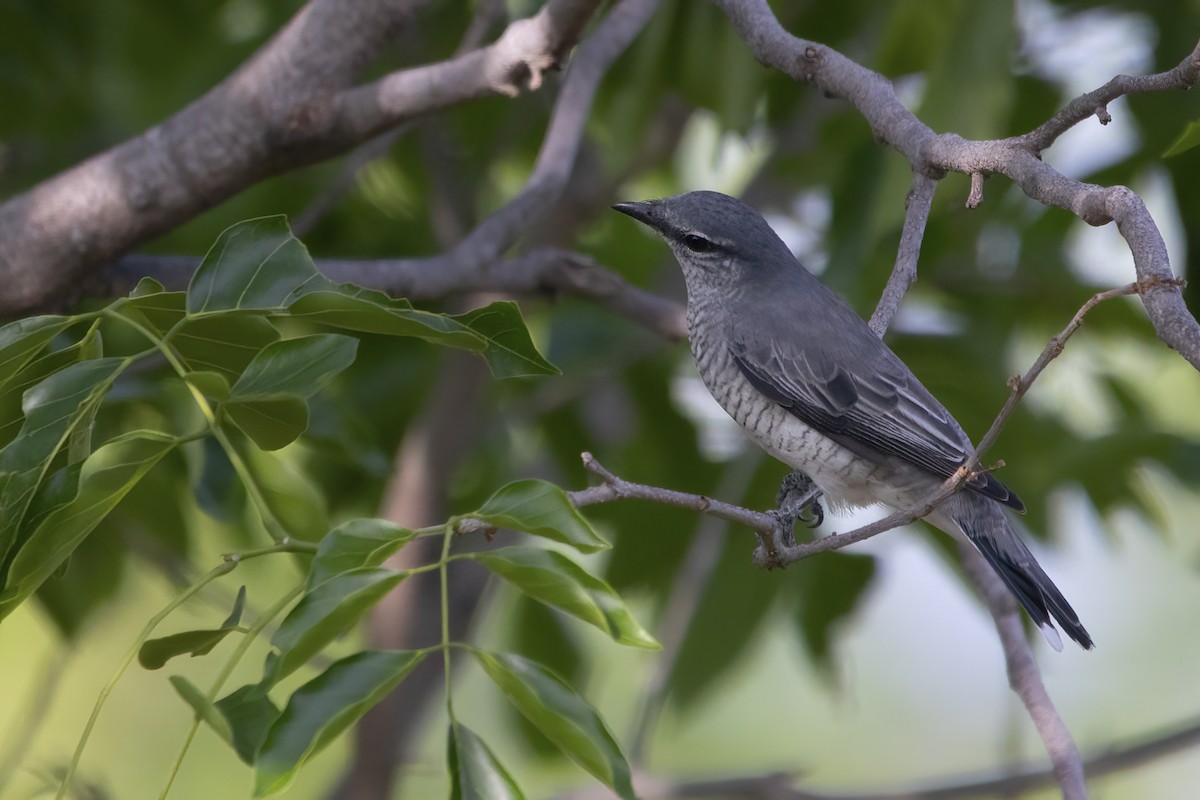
967, 172, 985, 209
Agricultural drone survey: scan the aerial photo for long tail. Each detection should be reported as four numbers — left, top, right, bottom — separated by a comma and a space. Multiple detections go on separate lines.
953, 498, 1093, 651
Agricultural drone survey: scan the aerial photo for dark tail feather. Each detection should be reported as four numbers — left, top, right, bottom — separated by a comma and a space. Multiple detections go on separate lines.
965, 524, 1094, 651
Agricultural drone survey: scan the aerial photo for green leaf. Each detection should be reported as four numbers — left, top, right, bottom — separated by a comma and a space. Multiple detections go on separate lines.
474, 651, 634, 799
170, 675, 233, 744
0, 430, 176, 622
254, 650, 425, 796
469, 480, 608, 553
66, 332, 104, 465
185, 370, 232, 401
790, 552, 876, 673
139, 586, 246, 669
452, 302, 559, 378
140, 628, 239, 669
216, 684, 281, 765
268, 568, 406, 683
286, 292, 557, 378
239, 444, 329, 542
1164, 120, 1200, 157
130, 277, 166, 298
0, 358, 128, 568
230, 334, 358, 400
224, 397, 309, 451
187, 216, 325, 313
220, 335, 357, 451
308, 519, 416, 588
171, 313, 281, 382
216, 683, 282, 765
448, 721, 525, 800
0, 315, 75, 382
223, 585, 248, 627
471, 548, 658, 649
115, 289, 186, 339
0, 328, 103, 450
285, 290, 480, 348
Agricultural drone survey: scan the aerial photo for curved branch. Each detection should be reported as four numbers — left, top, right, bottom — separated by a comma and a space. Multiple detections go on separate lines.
1022, 39, 1200, 153
404, 0, 662, 295
713, 0, 1200, 371
0, 0, 607, 316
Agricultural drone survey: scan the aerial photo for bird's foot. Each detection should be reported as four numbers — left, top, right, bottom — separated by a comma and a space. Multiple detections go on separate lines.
755, 472, 824, 569
774, 470, 824, 531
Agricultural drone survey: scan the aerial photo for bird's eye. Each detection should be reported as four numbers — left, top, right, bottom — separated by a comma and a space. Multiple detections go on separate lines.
682, 233, 714, 253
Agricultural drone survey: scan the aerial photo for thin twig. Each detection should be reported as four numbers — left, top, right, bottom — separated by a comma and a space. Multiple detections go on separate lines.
557, 711, 1200, 798
868, 173, 937, 336
561, 277, 1151, 564
1021, 38, 1200, 153
971, 278, 1179, 461
397, 0, 662, 297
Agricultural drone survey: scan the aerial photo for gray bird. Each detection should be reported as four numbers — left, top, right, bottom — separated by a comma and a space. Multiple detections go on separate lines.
614, 190, 1092, 651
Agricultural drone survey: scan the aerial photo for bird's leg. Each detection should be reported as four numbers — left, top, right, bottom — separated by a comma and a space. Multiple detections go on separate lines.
770, 470, 824, 547
756, 473, 823, 568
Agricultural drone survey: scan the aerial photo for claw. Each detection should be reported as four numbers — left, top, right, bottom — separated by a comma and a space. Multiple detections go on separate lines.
803, 498, 825, 528
775, 470, 823, 529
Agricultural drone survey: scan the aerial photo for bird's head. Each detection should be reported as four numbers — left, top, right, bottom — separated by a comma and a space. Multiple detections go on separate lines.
613, 191, 801, 299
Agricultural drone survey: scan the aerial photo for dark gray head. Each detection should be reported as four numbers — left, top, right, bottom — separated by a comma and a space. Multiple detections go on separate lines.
613, 191, 804, 297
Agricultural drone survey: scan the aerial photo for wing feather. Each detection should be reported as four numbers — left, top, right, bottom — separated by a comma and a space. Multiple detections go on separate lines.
731, 332, 1023, 512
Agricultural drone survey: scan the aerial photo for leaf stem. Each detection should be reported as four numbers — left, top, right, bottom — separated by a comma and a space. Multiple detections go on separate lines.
57, 560, 238, 800
158, 583, 303, 799
439, 521, 455, 723
102, 308, 289, 542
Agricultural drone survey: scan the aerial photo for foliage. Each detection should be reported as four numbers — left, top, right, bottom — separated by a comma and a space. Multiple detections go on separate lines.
2, 0, 1200, 798
0, 218, 627, 797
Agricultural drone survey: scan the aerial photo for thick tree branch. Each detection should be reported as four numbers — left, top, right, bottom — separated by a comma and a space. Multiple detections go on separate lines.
0, 0, 607, 316
712, 0, 1200, 371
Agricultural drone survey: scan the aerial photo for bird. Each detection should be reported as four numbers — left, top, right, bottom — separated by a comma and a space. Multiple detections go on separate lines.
613, 190, 1093, 651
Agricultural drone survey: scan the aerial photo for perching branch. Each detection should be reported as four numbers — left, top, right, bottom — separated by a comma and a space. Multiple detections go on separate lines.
562, 276, 1156, 569
536, 279, 1167, 800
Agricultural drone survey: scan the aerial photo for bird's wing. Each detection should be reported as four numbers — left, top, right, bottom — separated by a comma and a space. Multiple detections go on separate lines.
730, 323, 1024, 511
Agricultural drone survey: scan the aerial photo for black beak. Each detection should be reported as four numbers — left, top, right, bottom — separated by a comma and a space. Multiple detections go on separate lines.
612, 200, 660, 229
